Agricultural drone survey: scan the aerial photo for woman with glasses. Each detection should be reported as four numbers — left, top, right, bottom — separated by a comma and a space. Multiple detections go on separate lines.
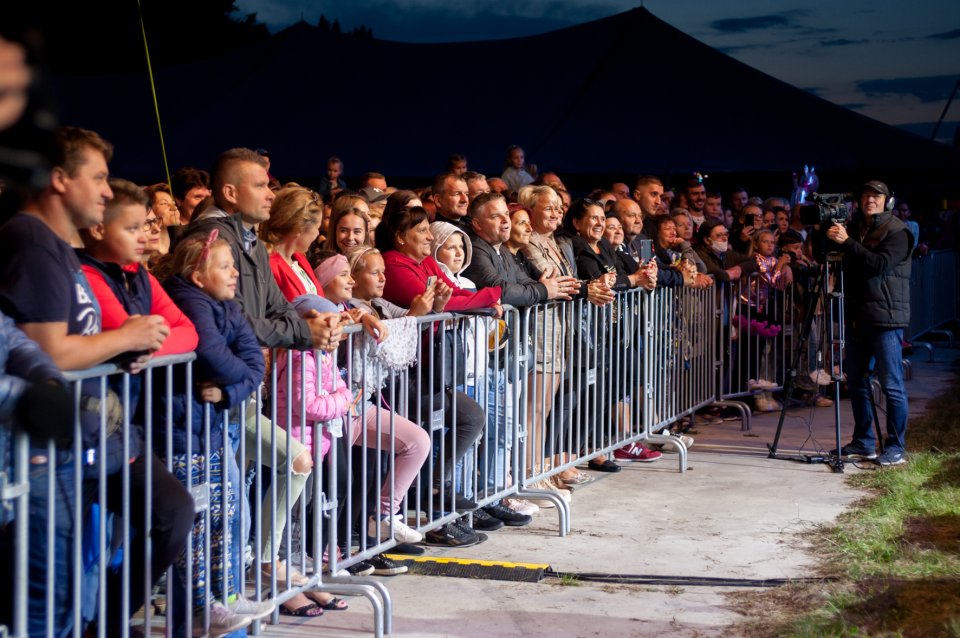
145, 183, 181, 263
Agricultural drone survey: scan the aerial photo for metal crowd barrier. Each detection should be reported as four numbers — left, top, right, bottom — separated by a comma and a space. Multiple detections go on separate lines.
3, 279, 755, 638
643, 285, 718, 454
909, 250, 958, 351
714, 274, 800, 428
1, 354, 197, 638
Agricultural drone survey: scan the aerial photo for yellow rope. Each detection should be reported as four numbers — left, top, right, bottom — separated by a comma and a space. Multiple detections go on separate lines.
136, 0, 172, 190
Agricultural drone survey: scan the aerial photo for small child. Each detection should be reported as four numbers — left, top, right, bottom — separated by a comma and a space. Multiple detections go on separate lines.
78, 178, 199, 387
500, 145, 536, 194
155, 230, 273, 635
743, 229, 793, 411
311, 255, 429, 545
269, 293, 353, 616
347, 247, 433, 319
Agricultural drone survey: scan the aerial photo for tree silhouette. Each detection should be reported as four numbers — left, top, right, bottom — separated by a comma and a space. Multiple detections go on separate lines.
3, 0, 269, 72
317, 14, 330, 31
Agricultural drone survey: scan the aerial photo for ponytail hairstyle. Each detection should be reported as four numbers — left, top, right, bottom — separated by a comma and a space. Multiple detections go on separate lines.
153, 229, 229, 283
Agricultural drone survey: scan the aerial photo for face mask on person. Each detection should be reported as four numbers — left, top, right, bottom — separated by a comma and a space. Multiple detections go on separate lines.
712, 239, 729, 253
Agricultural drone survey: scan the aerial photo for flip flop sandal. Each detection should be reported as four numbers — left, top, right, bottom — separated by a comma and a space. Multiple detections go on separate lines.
278, 602, 323, 617
308, 595, 348, 611
561, 471, 594, 485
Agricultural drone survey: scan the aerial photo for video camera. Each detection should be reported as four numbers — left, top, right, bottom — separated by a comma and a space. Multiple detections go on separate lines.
798, 193, 850, 225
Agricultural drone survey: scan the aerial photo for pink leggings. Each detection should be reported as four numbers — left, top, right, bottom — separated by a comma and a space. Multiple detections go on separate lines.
350, 406, 430, 516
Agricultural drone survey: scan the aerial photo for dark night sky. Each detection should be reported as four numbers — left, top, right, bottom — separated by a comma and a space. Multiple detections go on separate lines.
236, 0, 960, 143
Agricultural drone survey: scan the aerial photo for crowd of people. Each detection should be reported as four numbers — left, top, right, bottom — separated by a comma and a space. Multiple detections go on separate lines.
0, 126, 940, 637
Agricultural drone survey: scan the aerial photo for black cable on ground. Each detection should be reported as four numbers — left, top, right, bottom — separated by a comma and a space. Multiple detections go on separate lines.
543, 569, 832, 588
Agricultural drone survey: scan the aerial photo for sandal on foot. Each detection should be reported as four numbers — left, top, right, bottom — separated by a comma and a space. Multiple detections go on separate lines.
561, 470, 594, 485
307, 594, 348, 611
279, 602, 323, 617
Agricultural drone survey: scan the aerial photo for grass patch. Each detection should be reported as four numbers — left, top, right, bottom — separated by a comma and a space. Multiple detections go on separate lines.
558, 573, 580, 587
735, 374, 960, 637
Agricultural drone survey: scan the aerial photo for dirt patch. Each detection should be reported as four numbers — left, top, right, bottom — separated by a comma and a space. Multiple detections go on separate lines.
727, 581, 842, 637
901, 514, 960, 553
908, 377, 960, 454
925, 456, 960, 489
843, 579, 960, 638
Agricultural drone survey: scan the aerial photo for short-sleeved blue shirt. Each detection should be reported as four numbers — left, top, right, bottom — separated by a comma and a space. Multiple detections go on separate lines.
0, 214, 102, 336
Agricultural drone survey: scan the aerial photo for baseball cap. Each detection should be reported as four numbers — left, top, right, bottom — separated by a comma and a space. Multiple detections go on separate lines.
359, 186, 389, 204
863, 180, 890, 196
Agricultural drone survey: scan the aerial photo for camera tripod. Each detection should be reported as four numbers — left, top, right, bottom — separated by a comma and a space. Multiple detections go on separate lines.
767, 252, 884, 472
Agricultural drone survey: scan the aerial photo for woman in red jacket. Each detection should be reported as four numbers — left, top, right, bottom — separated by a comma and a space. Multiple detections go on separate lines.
376, 205, 502, 315
260, 186, 325, 301
374, 206, 502, 546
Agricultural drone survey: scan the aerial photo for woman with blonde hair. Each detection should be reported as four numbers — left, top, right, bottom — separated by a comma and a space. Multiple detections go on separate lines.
260, 186, 325, 300
518, 186, 618, 495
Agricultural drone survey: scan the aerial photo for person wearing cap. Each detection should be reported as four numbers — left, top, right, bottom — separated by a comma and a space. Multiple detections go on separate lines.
358, 171, 388, 191
826, 180, 913, 466
359, 186, 389, 244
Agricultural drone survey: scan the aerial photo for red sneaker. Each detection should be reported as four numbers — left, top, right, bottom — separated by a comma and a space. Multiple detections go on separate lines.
613, 443, 662, 463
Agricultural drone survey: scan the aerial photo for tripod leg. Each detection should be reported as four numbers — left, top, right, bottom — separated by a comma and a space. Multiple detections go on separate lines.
769, 262, 826, 457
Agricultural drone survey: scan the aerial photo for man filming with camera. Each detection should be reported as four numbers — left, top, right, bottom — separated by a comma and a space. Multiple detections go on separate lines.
826, 181, 912, 466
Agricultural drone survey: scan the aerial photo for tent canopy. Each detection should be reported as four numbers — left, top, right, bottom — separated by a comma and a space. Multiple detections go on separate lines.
53, 7, 960, 181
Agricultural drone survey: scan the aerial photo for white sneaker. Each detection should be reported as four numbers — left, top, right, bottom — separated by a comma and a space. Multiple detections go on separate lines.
502, 498, 539, 515
660, 434, 695, 453
747, 378, 779, 391
809, 369, 832, 386
195, 602, 251, 637
369, 514, 423, 544
228, 595, 275, 621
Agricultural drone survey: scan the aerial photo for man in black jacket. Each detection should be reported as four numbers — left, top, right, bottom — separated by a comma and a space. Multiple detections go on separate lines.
826, 181, 912, 466
461, 192, 580, 524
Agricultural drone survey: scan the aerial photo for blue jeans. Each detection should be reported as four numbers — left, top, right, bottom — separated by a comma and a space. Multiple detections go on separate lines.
845, 327, 908, 452
464, 374, 509, 501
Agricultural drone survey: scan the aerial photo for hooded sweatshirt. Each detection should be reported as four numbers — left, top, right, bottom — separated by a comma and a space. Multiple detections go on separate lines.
430, 221, 477, 291
429, 221, 487, 387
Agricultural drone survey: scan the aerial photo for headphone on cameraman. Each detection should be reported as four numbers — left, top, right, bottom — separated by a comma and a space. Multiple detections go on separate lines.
863, 181, 896, 211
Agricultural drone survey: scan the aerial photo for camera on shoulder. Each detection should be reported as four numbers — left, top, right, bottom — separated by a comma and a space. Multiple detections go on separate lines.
798, 193, 849, 225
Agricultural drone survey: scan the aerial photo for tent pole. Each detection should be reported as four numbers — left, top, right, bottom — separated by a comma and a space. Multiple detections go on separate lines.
930, 75, 960, 142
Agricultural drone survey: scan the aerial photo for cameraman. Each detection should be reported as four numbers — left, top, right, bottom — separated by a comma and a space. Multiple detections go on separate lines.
826, 181, 912, 466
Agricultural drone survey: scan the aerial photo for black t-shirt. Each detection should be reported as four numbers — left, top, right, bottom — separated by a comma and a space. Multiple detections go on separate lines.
0, 214, 102, 336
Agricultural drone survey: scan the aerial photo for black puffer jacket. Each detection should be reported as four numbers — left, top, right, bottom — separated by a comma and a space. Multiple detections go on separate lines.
833, 211, 912, 328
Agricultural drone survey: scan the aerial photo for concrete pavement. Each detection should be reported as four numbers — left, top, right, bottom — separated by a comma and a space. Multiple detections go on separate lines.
267, 347, 957, 637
